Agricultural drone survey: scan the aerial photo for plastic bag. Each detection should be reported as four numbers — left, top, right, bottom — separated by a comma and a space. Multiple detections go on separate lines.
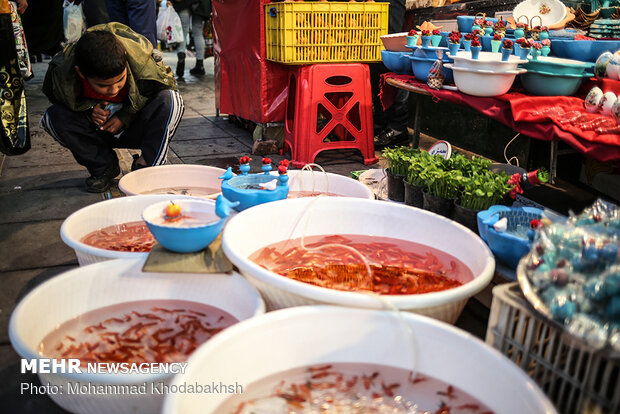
63, 0, 85, 43
156, 6, 184, 44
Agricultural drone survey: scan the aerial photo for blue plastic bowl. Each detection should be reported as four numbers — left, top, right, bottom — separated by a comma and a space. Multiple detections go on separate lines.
456, 15, 498, 33
549, 39, 620, 62
521, 69, 591, 96
407, 45, 453, 62
522, 56, 594, 75
408, 56, 454, 83
477, 205, 543, 269
142, 199, 227, 253
381, 50, 413, 75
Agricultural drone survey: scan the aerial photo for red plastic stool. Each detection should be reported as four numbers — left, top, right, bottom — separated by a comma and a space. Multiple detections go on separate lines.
283, 63, 378, 168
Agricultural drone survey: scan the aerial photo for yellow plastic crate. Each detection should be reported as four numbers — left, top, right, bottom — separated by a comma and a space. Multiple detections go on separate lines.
264, 1, 389, 64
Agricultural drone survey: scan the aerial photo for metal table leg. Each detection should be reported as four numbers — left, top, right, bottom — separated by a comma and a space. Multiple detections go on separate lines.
412, 94, 421, 149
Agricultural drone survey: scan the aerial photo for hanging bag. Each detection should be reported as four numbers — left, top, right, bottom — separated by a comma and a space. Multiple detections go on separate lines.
63, 0, 86, 43
156, 5, 184, 44
9, 1, 31, 79
0, 4, 30, 155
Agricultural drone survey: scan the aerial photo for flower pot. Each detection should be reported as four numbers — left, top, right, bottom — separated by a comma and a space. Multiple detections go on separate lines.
495, 28, 506, 38
484, 27, 493, 37
403, 180, 424, 208
461, 39, 471, 51
406, 35, 419, 47
431, 35, 442, 47
514, 28, 525, 39
530, 48, 541, 60
421, 36, 432, 48
452, 203, 480, 234
471, 46, 481, 59
422, 190, 455, 218
501, 48, 512, 61
471, 24, 481, 32
386, 170, 405, 202
518, 47, 531, 60
491, 40, 501, 53
540, 31, 549, 41
448, 42, 460, 56
541, 46, 550, 56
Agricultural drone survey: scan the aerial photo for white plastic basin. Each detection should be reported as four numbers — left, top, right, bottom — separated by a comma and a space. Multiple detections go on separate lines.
451, 51, 527, 71
60, 194, 198, 265
222, 197, 495, 323
9, 257, 265, 414
162, 306, 557, 414
118, 164, 227, 198
286, 169, 374, 199
446, 64, 526, 97
380, 32, 410, 52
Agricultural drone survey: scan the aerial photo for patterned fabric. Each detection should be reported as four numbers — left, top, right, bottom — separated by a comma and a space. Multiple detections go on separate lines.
9, 1, 31, 79
0, 9, 30, 155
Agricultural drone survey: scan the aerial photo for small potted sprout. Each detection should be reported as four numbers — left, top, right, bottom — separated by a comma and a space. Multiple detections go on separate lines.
470, 38, 482, 59
448, 31, 461, 56
515, 22, 528, 39
472, 17, 483, 32
516, 37, 530, 59
541, 38, 551, 56
383, 146, 417, 202
501, 39, 513, 61
491, 33, 502, 53
484, 20, 494, 37
431, 29, 442, 47
494, 18, 506, 37
406, 29, 419, 47
462, 33, 473, 51
420, 30, 432, 48
530, 42, 542, 60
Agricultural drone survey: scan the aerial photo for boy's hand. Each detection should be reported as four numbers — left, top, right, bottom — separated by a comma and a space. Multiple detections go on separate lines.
92, 102, 111, 126
100, 116, 124, 134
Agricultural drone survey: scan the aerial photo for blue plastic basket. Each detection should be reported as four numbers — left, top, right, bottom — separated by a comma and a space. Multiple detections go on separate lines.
477, 205, 543, 269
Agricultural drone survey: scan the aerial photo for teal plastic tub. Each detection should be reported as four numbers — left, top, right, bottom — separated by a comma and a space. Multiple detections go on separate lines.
521, 56, 594, 75
520, 69, 591, 96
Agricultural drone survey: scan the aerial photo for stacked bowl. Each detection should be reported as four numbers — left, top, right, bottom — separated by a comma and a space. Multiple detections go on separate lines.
407, 45, 454, 82
445, 51, 527, 97
520, 56, 594, 96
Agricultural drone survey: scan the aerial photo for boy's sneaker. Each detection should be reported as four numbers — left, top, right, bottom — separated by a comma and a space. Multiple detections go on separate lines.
85, 163, 121, 193
131, 154, 148, 171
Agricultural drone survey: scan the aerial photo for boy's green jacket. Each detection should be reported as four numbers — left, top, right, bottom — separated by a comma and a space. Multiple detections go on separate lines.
42, 22, 177, 128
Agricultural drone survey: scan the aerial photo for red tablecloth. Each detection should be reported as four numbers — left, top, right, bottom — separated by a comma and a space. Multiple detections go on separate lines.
380, 73, 620, 164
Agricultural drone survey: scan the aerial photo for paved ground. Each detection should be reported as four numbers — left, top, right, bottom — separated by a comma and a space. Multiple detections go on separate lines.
0, 53, 491, 412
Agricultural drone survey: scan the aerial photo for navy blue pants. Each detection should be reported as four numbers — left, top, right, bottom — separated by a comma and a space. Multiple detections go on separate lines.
105, 0, 157, 48
41, 90, 184, 177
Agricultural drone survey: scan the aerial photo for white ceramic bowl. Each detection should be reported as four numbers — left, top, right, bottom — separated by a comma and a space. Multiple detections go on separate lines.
222, 197, 495, 323
513, 0, 567, 27
60, 194, 197, 265
380, 32, 410, 52
9, 257, 265, 414
118, 164, 227, 198
445, 64, 526, 97
451, 51, 527, 71
162, 306, 557, 414
286, 169, 374, 199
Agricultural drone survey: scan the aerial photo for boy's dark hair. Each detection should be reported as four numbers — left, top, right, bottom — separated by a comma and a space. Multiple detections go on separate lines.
74, 31, 127, 79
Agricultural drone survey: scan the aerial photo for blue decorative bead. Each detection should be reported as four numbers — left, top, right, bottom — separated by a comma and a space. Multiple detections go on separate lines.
550, 297, 576, 321
537, 263, 551, 273
606, 296, 620, 318
586, 279, 606, 301
600, 243, 619, 262
604, 272, 620, 296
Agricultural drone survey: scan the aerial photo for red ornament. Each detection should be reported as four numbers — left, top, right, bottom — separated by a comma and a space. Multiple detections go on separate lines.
278, 165, 288, 175
279, 159, 290, 167
262, 157, 272, 165
239, 156, 251, 164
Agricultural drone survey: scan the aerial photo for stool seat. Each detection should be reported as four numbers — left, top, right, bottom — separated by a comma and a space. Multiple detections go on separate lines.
283, 63, 378, 168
